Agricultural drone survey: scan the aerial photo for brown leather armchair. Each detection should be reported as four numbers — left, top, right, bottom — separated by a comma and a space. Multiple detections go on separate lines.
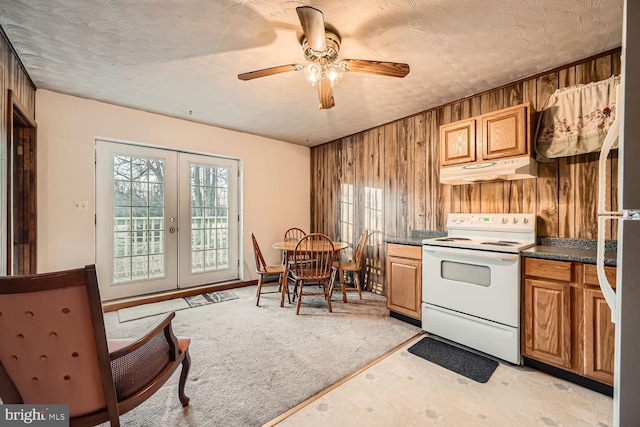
0, 264, 190, 427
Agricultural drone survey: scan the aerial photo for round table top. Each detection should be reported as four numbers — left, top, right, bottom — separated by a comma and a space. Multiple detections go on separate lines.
272, 240, 349, 251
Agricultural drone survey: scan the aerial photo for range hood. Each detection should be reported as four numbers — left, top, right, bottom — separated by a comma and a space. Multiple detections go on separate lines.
440, 156, 538, 185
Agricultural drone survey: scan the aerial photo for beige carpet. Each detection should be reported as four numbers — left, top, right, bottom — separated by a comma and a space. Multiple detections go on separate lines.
101, 285, 421, 426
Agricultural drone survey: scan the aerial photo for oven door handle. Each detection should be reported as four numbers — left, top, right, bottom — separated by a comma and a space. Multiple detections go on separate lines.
423, 246, 519, 262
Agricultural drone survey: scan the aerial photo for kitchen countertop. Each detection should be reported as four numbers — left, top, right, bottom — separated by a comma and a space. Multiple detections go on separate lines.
384, 230, 446, 246
521, 246, 617, 266
521, 238, 617, 266
384, 234, 618, 266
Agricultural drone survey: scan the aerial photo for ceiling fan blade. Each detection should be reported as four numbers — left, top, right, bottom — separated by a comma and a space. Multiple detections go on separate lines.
342, 59, 410, 78
296, 6, 327, 52
238, 64, 302, 81
317, 79, 335, 110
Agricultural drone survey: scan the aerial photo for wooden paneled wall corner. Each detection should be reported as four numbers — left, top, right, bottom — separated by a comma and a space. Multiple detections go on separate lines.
312, 50, 620, 295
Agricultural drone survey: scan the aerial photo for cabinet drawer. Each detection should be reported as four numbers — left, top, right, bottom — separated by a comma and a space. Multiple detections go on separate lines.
583, 264, 617, 289
524, 258, 572, 282
387, 243, 422, 260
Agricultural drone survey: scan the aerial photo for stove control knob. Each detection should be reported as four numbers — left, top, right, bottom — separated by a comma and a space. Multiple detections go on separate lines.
512, 218, 518, 224
501, 217, 508, 224
523, 218, 529, 224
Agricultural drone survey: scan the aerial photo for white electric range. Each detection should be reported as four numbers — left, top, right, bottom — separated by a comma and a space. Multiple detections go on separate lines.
421, 213, 536, 364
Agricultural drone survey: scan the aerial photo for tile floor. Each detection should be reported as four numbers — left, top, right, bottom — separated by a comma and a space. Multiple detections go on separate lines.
274, 335, 613, 427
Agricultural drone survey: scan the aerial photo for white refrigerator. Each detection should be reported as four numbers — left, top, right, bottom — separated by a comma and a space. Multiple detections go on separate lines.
596, 1, 640, 425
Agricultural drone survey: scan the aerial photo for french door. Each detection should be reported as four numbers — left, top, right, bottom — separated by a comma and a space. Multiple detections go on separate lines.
96, 141, 239, 300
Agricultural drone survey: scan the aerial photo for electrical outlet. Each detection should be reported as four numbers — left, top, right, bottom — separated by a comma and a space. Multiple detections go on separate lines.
74, 200, 88, 212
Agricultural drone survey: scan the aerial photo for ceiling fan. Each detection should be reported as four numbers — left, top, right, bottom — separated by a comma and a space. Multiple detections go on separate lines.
237, 6, 410, 110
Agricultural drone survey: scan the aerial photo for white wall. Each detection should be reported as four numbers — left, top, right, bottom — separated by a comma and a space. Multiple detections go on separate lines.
36, 90, 310, 281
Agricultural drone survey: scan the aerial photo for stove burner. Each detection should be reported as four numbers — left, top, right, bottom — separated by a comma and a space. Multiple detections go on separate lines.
434, 237, 472, 242
497, 240, 521, 245
480, 241, 514, 247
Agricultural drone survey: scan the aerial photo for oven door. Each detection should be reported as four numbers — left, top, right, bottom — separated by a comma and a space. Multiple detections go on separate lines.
422, 245, 520, 327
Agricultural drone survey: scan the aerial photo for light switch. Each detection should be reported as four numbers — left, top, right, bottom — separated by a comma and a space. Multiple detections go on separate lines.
74, 200, 88, 212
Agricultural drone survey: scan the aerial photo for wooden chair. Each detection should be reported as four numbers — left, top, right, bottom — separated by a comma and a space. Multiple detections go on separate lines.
283, 227, 307, 285
251, 232, 288, 306
291, 233, 335, 315
332, 229, 370, 301
0, 265, 190, 427
283, 227, 306, 243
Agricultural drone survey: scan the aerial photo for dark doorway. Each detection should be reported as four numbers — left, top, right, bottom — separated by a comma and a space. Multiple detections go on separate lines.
8, 90, 37, 274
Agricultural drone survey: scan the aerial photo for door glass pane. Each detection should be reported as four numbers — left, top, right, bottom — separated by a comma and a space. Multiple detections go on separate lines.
112, 155, 166, 283
190, 163, 230, 272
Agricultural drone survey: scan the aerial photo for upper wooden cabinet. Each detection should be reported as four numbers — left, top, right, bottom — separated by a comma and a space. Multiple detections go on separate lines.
440, 119, 476, 166
439, 103, 532, 168
481, 104, 529, 160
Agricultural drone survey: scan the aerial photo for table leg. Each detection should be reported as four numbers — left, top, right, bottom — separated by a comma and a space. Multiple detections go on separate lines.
339, 263, 347, 303
281, 257, 289, 307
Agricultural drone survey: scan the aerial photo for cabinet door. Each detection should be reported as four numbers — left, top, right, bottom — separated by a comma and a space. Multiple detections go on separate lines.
386, 255, 422, 319
482, 104, 528, 160
439, 119, 476, 166
523, 278, 572, 368
583, 287, 616, 385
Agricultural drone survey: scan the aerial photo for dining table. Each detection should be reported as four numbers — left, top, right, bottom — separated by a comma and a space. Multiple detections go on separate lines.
272, 240, 349, 307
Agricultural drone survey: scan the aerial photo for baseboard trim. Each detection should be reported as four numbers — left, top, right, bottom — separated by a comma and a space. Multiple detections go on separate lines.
523, 357, 613, 397
390, 310, 422, 327
102, 280, 256, 312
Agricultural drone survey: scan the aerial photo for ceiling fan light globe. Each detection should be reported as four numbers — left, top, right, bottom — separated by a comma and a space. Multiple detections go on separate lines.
304, 63, 321, 84
328, 67, 343, 87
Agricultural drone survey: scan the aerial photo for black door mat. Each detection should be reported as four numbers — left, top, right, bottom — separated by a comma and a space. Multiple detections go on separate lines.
407, 337, 498, 383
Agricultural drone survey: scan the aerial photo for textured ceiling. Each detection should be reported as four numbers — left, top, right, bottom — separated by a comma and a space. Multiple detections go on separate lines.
0, 0, 624, 147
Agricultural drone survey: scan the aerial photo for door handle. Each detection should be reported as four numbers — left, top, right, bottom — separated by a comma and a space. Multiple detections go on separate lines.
169, 227, 176, 233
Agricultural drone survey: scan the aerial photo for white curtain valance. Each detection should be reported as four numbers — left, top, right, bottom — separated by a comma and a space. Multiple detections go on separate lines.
535, 75, 620, 161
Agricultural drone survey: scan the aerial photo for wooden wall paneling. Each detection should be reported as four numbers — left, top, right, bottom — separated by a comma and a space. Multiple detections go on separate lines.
558, 66, 577, 238
504, 83, 525, 213
310, 147, 317, 232
311, 143, 320, 232
395, 119, 410, 237
480, 89, 505, 213
426, 111, 438, 229
414, 113, 427, 231
321, 143, 331, 234
535, 72, 560, 237
359, 130, 372, 290
401, 116, 416, 237
574, 57, 612, 239
370, 127, 385, 294
436, 106, 452, 230
522, 78, 538, 214
310, 51, 622, 279
313, 143, 324, 233
331, 142, 341, 238
383, 123, 397, 239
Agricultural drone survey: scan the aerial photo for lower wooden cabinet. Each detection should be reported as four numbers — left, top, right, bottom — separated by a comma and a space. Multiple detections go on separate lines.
583, 287, 616, 384
386, 243, 422, 320
522, 258, 616, 386
523, 278, 572, 368
582, 264, 617, 385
